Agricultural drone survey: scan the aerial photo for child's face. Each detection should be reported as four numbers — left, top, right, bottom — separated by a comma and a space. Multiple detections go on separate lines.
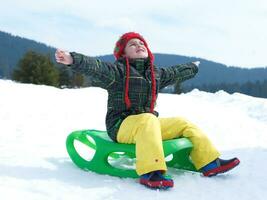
123, 38, 148, 59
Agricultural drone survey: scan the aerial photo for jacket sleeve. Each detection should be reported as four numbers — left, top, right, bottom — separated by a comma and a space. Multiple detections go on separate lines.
69, 52, 117, 89
159, 62, 198, 90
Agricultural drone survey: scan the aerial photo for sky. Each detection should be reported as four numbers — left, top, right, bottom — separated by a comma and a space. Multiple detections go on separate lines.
1, 0, 267, 68
0, 79, 267, 199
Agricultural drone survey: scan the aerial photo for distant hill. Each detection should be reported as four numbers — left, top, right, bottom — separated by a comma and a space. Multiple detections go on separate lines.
0, 31, 56, 77
1, 30, 267, 88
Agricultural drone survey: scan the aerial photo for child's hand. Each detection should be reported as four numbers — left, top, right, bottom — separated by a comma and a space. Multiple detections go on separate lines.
55, 49, 73, 65
192, 61, 200, 67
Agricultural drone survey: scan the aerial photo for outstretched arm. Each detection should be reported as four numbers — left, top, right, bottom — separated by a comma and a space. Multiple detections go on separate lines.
159, 61, 199, 90
55, 49, 117, 89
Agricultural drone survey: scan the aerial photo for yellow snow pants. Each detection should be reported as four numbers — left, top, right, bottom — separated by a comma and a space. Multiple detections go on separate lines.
117, 113, 220, 175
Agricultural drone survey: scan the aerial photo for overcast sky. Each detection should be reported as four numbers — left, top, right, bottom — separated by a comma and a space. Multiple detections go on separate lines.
1, 0, 267, 68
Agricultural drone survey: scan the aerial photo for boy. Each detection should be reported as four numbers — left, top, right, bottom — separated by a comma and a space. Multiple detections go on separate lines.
55, 32, 240, 189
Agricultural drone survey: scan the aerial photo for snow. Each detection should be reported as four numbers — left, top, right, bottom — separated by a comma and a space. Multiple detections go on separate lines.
0, 79, 266, 200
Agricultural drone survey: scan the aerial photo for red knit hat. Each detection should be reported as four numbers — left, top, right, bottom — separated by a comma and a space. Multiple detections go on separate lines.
114, 32, 154, 61
114, 32, 156, 112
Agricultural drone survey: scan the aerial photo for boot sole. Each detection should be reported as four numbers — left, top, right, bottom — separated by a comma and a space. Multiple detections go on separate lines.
140, 179, 174, 189
203, 158, 240, 177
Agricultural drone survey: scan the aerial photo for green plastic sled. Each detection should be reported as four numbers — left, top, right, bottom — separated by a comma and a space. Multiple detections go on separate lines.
66, 129, 197, 178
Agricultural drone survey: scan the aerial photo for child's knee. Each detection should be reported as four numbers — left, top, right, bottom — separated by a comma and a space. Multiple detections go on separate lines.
173, 117, 196, 128
138, 113, 158, 124
179, 119, 207, 139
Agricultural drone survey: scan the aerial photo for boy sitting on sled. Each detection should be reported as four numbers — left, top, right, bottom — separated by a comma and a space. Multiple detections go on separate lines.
55, 32, 240, 189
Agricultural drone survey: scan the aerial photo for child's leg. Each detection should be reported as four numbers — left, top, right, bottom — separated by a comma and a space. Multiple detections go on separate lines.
117, 113, 167, 176
159, 117, 220, 170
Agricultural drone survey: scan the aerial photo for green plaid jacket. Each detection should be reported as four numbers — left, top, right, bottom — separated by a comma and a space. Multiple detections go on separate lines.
70, 52, 198, 141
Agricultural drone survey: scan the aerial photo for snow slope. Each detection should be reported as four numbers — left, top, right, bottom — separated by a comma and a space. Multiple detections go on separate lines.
0, 79, 266, 200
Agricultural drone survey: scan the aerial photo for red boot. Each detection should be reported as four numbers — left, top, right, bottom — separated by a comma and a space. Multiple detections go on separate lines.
202, 157, 240, 177
139, 171, 174, 189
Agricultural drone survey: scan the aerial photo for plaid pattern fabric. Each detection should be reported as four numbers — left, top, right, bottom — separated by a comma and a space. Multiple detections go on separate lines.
70, 52, 198, 141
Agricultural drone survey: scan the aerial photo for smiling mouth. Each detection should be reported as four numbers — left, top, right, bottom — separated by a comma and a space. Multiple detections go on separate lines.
136, 49, 145, 53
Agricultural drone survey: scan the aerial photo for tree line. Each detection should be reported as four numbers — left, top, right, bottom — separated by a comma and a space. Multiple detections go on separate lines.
175, 81, 267, 98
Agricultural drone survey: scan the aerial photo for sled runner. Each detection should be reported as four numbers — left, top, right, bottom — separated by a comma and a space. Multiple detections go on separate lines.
66, 129, 197, 178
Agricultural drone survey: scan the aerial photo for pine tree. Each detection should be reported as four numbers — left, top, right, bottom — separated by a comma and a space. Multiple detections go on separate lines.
12, 51, 59, 87
72, 72, 84, 88
58, 66, 72, 88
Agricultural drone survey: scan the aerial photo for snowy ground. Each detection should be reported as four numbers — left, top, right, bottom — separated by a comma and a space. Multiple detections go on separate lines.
0, 79, 266, 200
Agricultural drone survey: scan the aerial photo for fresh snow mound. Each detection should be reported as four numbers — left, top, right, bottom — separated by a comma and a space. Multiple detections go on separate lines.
0, 80, 266, 200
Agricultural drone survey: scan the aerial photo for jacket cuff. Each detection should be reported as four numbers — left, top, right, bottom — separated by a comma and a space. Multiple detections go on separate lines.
68, 52, 80, 67
190, 62, 199, 74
